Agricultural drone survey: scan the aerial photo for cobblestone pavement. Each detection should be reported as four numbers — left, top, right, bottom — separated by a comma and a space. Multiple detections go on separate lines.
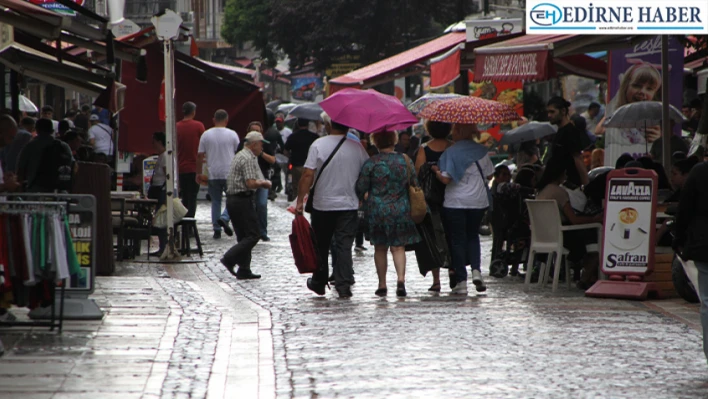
0, 196, 706, 399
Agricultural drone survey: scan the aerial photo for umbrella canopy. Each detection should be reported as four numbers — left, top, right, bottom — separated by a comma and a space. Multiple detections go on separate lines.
286, 103, 324, 122
266, 99, 283, 111
320, 88, 418, 133
5, 94, 38, 113
498, 122, 557, 146
407, 93, 463, 116
418, 96, 522, 125
603, 101, 686, 128
276, 103, 297, 115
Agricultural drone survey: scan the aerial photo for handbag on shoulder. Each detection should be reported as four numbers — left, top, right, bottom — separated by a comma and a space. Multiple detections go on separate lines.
404, 155, 426, 224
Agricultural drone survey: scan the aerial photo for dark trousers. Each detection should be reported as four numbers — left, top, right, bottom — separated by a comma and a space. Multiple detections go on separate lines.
311, 210, 357, 289
443, 207, 486, 282
179, 172, 200, 218
222, 194, 261, 272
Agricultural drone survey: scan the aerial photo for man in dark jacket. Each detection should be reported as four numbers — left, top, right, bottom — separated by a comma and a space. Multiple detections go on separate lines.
284, 118, 318, 198
674, 160, 708, 363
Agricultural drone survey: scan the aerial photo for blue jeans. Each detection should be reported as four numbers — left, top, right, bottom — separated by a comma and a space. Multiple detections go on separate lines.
695, 261, 708, 363
255, 187, 268, 238
443, 208, 486, 282
207, 179, 230, 232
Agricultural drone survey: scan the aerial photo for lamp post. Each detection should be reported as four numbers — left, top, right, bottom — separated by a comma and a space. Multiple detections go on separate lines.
152, 9, 183, 260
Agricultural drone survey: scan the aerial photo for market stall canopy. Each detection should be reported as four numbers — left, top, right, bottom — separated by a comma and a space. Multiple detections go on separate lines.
472, 34, 638, 82
118, 38, 264, 154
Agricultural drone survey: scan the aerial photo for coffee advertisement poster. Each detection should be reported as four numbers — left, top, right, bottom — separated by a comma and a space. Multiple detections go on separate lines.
602, 177, 655, 274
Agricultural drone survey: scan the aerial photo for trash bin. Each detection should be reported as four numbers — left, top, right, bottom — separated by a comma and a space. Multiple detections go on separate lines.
73, 161, 115, 275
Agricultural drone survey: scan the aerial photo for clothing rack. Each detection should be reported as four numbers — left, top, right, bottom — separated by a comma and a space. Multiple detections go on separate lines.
0, 200, 70, 333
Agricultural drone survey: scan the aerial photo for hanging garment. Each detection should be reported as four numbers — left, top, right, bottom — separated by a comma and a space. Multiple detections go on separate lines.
52, 214, 70, 281
63, 216, 80, 276
21, 214, 35, 286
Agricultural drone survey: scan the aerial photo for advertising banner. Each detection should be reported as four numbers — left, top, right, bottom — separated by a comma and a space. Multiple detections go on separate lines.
526, 0, 708, 35
466, 18, 523, 42
67, 211, 92, 291
603, 36, 684, 165
291, 76, 323, 101
468, 71, 524, 145
602, 169, 657, 276
28, 0, 84, 16
473, 50, 552, 82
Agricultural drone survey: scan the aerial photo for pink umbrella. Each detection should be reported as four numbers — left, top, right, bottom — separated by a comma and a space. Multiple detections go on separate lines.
320, 88, 418, 133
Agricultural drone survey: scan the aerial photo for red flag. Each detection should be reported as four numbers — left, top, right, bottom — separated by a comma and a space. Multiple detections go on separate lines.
430, 48, 461, 89
158, 78, 166, 122
190, 37, 199, 58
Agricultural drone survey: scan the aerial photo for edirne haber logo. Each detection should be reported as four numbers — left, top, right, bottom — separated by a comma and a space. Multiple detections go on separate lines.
526, 0, 708, 34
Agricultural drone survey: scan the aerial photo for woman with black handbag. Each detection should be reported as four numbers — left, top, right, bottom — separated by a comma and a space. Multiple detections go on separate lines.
414, 121, 453, 292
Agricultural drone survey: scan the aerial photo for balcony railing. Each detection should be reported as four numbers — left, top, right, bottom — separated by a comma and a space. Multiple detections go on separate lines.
124, 0, 176, 20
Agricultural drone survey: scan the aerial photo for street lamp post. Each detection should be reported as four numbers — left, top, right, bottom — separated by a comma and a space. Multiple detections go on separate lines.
152, 9, 183, 260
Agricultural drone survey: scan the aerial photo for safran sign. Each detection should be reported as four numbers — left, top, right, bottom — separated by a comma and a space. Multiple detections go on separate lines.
526, 0, 708, 34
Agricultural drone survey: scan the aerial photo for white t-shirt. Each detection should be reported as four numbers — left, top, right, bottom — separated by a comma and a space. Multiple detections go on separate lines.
304, 135, 369, 211
89, 123, 114, 155
280, 127, 292, 143
442, 155, 494, 209
152, 152, 168, 186
198, 127, 240, 180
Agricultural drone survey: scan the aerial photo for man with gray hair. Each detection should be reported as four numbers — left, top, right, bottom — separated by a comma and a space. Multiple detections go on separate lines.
196, 109, 240, 239
177, 101, 205, 217
221, 131, 272, 279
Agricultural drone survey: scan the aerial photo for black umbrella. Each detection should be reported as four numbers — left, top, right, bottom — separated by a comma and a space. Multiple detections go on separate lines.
286, 103, 324, 122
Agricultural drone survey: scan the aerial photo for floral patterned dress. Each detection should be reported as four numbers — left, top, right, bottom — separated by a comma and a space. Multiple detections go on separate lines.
356, 152, 421, 247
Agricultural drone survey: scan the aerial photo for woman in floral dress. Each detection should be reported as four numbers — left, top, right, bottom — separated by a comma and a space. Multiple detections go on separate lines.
356, 131, 421, 297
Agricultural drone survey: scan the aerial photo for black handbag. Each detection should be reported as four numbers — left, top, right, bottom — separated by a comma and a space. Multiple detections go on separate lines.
418, 163, 445, 207
408, 212, 451, 276
306, 136, 347, 213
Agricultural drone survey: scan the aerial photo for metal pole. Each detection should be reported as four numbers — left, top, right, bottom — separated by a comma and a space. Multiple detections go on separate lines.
162, 39, 178, 259
661, 35, 671, 171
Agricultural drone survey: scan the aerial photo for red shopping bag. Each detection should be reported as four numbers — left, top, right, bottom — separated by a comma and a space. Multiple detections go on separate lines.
289, 215, 319, 274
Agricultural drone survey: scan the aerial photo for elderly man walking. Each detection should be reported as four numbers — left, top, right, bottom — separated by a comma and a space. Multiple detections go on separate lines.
197, 110, 240, 239
220, 131, 272, 280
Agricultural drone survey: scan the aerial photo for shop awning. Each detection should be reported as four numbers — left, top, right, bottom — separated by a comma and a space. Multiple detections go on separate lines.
686, 57, 708, 73
329, 32, 466, 91
473, 34, 636, 82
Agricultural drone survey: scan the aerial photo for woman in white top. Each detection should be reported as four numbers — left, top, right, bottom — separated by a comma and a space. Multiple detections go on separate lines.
433, 124, 494, 295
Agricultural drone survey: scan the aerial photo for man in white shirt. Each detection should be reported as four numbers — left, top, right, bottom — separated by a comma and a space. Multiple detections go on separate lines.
41, 105, 59, 134
196, 109, 240, 239
275, 116, 292, 143
88, 114, 114, 158
296, 119, 369, 298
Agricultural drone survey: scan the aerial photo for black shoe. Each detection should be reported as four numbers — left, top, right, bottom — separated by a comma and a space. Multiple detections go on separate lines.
220, 259, 237, 277
336, 286, 353, 298
375, 288, 387, 297
396, 282, 407, 297
235, 270, 261, 280
218, 220, 234, 237
213, 231, 222, 240
261, 236, 271, 242
149, 250, 163, 257
328, 274, 335, 283
307, 278, 326, 296
448, 270, 457, 289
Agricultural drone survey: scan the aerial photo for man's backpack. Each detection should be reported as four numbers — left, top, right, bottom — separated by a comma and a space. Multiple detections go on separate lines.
33, 139, 74, 192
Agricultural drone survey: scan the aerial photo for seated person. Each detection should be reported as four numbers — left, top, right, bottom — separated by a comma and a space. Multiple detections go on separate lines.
536, 154, 603, 289
656, 156, 700, 246
491, 164, 511, 195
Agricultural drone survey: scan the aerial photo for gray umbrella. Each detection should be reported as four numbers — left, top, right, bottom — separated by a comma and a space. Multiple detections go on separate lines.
266, 100, 283, 111
603, 101, 686, 128
286, 103, 324, 122
498, 122, 557, 146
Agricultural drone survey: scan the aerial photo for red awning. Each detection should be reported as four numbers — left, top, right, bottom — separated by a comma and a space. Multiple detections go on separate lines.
473, 34, 608, 82
329, 32, 466, 91
430, 46, 462, 89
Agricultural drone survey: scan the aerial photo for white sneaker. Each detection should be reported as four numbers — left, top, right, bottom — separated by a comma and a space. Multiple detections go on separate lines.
451, 281, 468, 295
472, 270, 487, 292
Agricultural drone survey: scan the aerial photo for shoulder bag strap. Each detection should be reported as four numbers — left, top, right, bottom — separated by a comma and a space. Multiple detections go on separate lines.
475, 160, 492, 204
311, 135, 347, 191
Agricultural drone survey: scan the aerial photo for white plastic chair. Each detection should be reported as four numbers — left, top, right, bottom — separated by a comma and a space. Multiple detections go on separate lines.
525, 199, 602, 292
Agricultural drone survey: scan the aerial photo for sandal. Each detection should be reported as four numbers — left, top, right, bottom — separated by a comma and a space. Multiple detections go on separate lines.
428, 283, 441, 292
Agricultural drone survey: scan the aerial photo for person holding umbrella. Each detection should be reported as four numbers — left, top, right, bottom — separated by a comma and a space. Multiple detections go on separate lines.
433, 123, 494, 295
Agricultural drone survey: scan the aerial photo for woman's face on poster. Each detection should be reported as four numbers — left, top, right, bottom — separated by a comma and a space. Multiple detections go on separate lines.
626, 79, 658, 104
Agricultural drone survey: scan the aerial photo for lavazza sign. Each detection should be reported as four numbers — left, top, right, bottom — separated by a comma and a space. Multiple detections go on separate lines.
526, 0, 708, 34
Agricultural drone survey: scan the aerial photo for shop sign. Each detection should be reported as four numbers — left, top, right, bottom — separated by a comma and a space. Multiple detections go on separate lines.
466, 18, 522, 42
67, 210, 92, 291
602, 169, 658, 276
29, 0, 84, 16
0, 23, 13, 53
473, 50, 551, 82
526, 0, 708, 34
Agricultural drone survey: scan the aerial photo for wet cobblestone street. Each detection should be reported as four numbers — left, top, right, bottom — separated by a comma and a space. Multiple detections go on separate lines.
1, 197, 707, 398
